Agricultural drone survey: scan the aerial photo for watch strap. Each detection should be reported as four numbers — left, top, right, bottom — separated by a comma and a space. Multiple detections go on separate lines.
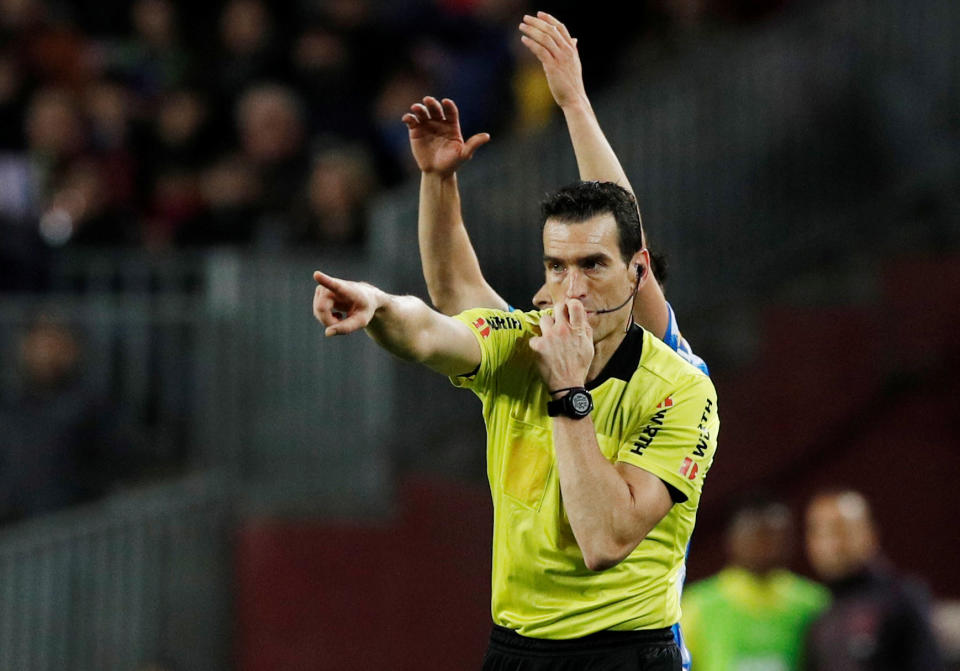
547, 387, 593, 419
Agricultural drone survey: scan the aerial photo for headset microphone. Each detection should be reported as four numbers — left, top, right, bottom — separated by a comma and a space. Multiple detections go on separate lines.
594, 290, 636, 315
594, 264, 643, 315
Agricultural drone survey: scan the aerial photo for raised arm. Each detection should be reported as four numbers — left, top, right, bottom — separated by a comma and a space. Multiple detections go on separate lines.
520, 12, 669, 339
403, 97, 508, 315
312, 270, 480, 377
520, 12, 631, 190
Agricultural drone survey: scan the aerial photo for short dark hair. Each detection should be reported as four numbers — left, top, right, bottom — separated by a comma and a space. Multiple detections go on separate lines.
724, 492, 792, 534
540, 181, 644, 264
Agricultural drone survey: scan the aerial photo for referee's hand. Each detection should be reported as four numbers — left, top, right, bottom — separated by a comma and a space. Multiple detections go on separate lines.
529, 298, 593, 390
312, 271, 377, 337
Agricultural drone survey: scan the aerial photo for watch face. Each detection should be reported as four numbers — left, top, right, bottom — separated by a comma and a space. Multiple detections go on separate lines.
570, 391, 592, 414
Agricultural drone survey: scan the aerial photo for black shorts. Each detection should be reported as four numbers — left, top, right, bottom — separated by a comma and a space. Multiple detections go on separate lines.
482, 624, 681, 671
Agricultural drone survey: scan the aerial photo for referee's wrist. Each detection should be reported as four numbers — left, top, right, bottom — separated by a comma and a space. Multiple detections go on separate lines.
548, 384, 586, 398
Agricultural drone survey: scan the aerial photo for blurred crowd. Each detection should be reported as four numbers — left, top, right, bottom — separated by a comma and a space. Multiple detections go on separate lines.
0, 0, 521, 261
0, 0, 797, 291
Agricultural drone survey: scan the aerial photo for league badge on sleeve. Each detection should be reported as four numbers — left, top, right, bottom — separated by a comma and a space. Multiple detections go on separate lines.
473, 317, 491, 338
679, 457, 699, 480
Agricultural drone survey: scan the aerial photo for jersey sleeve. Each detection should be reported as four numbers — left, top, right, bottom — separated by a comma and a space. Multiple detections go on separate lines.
448, 308, 539, 394
616, 373, 718, 503
664, 301, 710, 376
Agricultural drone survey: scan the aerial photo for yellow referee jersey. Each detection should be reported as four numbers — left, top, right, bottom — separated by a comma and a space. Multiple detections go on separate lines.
451, 308, 719, 639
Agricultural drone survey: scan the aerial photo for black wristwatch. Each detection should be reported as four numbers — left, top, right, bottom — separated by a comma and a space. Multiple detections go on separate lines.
547, 387, 594, 420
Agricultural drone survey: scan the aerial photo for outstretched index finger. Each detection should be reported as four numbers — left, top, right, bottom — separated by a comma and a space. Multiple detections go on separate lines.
314, 270, 345, 292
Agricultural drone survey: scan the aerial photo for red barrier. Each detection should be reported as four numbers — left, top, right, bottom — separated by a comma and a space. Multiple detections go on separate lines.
236, 478, 493, 671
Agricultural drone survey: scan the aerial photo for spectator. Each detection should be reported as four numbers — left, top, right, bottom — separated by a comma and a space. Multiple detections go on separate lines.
13, 81, 136, 248
290, 143, 376, 248
681, 495, 830, 671
21, 86, 99, 248
26, 84, 84, 163
234, 82, 309, 244
39, 156, 131, 246
804, 489, 945, 671
236, 83, 305, 168
176, 153, 261, 246
372, 63, 435, 184
95, 0, 191, 105
0, 317, 132, 523
142, 87, 217, 246
21, 9, 92, 90
152, 88, 216, 167
413, 5, 516, 136
289, 23, 369, 141
82, 78, 139, 233
208, 0, 285, 110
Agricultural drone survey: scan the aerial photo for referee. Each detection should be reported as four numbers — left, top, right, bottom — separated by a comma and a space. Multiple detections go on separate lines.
312, 181, 719, 670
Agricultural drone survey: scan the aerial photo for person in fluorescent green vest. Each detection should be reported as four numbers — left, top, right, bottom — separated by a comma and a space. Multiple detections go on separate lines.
681, 496, 829, 671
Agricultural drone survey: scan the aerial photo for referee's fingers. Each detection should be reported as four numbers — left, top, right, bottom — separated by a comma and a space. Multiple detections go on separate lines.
539, 312, 555, 336
325, 311, 368, 337
552, 301, 570, 330
567, 299, 587, 331
313, 286, 337, 324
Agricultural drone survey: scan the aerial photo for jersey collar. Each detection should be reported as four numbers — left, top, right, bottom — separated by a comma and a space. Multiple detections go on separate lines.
585, 322, 644, 391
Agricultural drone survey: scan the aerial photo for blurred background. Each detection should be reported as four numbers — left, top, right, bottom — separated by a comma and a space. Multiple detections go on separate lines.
0, 0, 958, 669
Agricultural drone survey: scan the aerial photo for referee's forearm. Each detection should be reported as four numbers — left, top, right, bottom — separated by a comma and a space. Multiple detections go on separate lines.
553, 417, 640, 571
364, 293, 436, 363
364, 293, 480, 377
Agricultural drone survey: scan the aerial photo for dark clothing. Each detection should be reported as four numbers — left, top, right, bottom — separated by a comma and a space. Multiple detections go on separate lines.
483, 625, 681, 671
805, 563, 944, 671
0, 381, 128, 523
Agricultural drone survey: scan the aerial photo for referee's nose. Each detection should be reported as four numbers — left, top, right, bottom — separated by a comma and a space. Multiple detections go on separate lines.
564, 268, 588, 301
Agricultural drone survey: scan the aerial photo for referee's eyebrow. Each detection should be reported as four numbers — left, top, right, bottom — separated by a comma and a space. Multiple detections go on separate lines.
543, 253, 611, 267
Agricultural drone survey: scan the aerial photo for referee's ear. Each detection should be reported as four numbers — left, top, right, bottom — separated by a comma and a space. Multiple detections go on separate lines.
630, 248, 651, 287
